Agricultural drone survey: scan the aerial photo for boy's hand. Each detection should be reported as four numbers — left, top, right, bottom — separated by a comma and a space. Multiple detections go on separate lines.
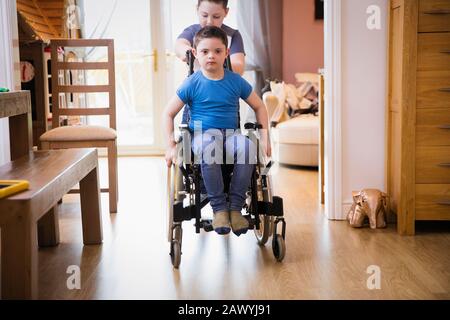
165, 145, 177, 167
265, 140, 272, 158
260, 130, 271, 158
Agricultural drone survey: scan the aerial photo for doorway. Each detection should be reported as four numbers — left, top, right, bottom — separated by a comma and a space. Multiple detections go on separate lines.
79, 0, 168, 155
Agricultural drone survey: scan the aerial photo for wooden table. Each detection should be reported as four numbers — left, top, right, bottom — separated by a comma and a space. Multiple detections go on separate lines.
0, 91, 33, 160
0, 148, 103, 299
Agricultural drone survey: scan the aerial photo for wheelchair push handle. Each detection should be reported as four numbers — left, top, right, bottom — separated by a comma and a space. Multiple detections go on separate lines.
186, 50, 195, 76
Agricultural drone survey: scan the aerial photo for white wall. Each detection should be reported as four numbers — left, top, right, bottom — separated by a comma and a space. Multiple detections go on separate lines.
341, 0, 387, 211
0, 0, 20, 165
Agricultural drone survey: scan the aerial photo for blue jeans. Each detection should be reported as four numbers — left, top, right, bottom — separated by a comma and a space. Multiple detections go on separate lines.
192, 129, 256, 213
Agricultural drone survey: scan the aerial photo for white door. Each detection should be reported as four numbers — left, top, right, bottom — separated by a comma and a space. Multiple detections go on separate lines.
81, 0, 169, 155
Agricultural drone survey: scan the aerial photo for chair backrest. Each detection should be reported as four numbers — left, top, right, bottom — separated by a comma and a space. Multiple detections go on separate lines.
50, 39, 116, 130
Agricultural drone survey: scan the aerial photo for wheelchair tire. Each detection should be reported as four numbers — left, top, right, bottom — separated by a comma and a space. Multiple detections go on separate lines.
167, 164, 184, 242
272, 234, 286, 262
170, 240, 182, 269
254, 215, 272, 245
174, 225, 183, 244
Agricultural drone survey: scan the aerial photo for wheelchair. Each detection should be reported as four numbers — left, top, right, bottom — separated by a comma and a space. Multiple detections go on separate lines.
166, 51, 286, 269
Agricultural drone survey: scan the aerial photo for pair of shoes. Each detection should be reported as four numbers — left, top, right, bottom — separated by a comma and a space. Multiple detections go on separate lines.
212, 210, 231, 235
230, 210, 249, 236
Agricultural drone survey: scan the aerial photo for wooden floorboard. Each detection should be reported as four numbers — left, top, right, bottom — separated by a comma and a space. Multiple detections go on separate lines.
33, 157, 450, 299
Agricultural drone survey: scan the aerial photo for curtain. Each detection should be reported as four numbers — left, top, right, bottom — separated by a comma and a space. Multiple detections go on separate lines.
237, 0, 282, 95
0, 0, 19, 164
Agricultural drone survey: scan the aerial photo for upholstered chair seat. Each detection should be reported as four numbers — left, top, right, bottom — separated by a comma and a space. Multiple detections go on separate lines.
40, 125, 117, 142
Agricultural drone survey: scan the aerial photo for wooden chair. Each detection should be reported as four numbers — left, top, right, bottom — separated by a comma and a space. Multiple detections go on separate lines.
40, 39, 118, 213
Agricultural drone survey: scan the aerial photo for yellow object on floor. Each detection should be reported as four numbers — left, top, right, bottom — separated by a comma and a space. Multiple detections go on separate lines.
0, 180, 29, 198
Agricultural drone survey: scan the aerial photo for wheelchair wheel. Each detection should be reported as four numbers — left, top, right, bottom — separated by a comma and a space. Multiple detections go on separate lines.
272, 234, 286, 262
254, 215, 273, 245
167, 164, 184, 242
170, 240, 181, 268
174, 225, 183, 243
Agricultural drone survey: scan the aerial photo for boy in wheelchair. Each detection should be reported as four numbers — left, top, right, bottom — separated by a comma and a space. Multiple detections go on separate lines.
164, 26, 271, 236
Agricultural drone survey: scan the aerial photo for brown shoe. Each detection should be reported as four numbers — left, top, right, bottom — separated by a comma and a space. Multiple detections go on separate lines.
230, 210, 249, 236
212, 210, 231, 235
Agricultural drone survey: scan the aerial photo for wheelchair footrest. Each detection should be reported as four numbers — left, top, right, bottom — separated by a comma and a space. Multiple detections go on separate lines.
195, 219, 214, 232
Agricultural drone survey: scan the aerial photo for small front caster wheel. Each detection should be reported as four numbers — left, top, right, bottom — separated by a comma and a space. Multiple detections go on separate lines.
170, 240, 182, 268
272, 234, 286, 262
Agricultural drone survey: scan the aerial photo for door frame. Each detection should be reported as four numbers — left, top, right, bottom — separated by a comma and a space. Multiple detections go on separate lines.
114, 0, 168, 156
324, 0, 343, 220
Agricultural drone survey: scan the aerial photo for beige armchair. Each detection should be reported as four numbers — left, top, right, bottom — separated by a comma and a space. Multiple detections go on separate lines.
263, 73, 321, 167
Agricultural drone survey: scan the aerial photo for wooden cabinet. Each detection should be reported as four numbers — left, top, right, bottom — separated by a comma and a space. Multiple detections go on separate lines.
387, 0, 450, 235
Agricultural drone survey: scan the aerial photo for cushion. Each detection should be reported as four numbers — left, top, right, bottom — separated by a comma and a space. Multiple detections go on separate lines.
285, 83, 300, 110
40, 125, 117, 142
271, 114, 319, 145
269, 81, 286, 105
263, 92, 290, 125
262, 92, 279, 119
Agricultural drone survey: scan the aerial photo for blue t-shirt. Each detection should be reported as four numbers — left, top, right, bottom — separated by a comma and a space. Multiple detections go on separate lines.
177, 24, 245, 55
176, 69, 252, 130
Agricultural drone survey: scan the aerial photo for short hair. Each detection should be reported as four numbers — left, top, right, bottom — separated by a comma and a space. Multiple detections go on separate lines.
193, 26, 228, 49
197, 0, 228, 9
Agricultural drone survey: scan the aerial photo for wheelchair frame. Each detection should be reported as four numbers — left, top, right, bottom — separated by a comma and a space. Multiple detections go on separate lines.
166, 51, 287, 268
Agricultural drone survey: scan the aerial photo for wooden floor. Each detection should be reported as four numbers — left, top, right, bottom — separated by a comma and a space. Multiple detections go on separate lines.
35, 157, 450, 299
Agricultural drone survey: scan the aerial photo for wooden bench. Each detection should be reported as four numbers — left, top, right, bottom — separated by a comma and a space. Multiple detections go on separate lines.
0, 148, 103, 299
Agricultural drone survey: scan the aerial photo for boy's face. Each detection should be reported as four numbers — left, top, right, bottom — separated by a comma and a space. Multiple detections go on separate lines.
197, 1, 229, 28
193, 37, 229, 73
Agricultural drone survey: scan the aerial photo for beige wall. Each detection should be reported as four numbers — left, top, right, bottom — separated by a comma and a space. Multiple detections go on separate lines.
282, 0, 324, 84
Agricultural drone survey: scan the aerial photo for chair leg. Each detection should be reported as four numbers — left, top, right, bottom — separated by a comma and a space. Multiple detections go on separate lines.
107, 140, 118, 213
